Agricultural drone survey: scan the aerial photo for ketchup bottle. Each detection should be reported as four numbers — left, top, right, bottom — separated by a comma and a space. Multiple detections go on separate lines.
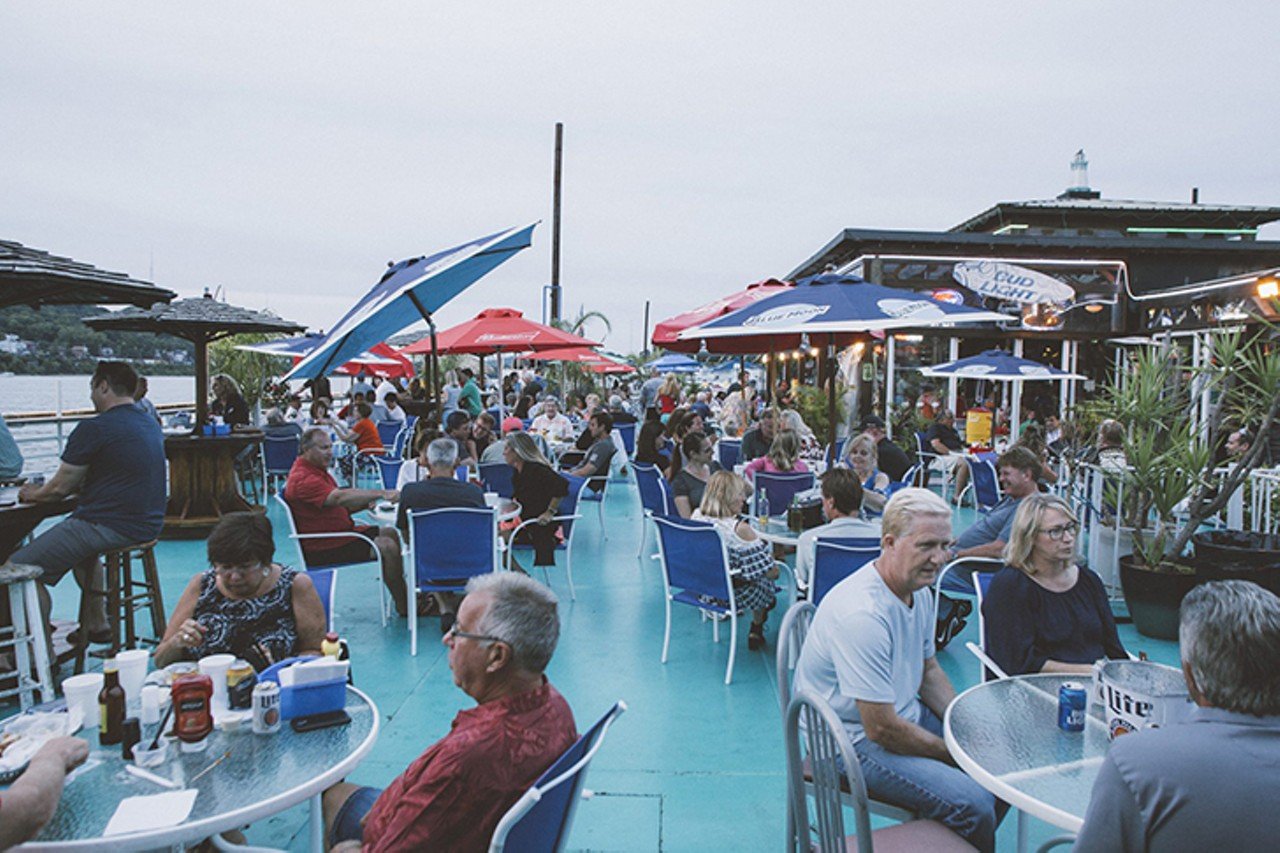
171, 673, 214, 752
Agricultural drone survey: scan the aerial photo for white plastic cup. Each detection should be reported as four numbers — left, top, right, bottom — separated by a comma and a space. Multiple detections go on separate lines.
198, 653, 235, 710
116, 649, 150, 707
63, 672, 104, 730
484, 492, 500, 507
140, 684, 162, 725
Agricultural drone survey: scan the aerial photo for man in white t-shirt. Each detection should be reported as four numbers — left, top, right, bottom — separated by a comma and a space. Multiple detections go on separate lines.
794, 468, 881, 590
793, 487, 999, 851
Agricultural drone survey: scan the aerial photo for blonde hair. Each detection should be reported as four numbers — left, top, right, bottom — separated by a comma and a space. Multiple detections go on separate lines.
1003, 493, 1078, 575
766, 430, 801, 471
881, 488, 950, 539
504, 431, 553, 468
698, 471, 748, 519
659, 374, 681, 398
844, 433, 878, 469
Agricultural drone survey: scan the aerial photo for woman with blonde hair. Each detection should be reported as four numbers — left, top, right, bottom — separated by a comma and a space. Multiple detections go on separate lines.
842, 433, 891, 515
983, 493, 1127, 676
692, 471, 779, 650
656, 374, 681, 416
502, 432, 569, 570
743, 429, 808, 480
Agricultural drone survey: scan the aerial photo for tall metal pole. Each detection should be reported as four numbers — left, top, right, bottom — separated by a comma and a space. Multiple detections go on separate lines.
550, 122, 563, 323
642, 300, 650, 356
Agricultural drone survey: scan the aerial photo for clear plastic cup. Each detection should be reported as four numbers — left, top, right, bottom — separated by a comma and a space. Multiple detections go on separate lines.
133, 739, 169, 768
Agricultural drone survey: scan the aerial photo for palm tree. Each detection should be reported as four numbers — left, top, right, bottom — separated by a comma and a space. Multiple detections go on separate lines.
548, 307, 612, 400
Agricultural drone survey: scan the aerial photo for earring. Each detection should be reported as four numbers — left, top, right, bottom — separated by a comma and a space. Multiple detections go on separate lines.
262, 567, 270, 578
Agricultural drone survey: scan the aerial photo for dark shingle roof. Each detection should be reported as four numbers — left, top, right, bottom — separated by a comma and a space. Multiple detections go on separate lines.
83, 295, 303, 341
0, 239, 175, 309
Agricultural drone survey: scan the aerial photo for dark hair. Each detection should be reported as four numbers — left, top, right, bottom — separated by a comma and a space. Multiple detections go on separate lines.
92, 361, 139, 397
590, 410, 613, 433
997, 445, 1042, 478
665, 407, 689, 439
207, 512, 275, 566
820, 467, 864, 515
385, 392, 398, 404
514, 395, 534, 419
667, 430, 709, 481
355, 401, 372, 419
446, 410, 471, 432
414, 425, 443, 455
476, 412, 497, 429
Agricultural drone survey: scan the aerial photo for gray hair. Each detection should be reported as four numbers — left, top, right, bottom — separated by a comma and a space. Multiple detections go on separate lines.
1181, 581, 1280, 716
426, 437, 459, 470
299, 426, 329, 452
265, 407, 286, 427
466, 572, 561, 673
881, 487, 950, 539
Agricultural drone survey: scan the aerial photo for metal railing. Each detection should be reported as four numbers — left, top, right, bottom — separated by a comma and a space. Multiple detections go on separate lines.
5, 403, 193, 477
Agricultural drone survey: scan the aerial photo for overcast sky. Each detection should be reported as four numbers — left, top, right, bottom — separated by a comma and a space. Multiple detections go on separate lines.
4, 2, 1280, 352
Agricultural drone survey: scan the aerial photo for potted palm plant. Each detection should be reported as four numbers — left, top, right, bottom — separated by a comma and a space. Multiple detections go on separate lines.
1094, 326, 1280, 639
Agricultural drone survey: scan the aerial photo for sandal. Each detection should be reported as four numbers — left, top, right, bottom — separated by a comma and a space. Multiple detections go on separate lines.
748, 621, 766, 651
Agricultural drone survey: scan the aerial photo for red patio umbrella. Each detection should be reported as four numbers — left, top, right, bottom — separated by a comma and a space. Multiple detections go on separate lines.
327, 343, 415, 379
400, 308, 600, 416
651, 278, 799, 354
524, 346, 635, 374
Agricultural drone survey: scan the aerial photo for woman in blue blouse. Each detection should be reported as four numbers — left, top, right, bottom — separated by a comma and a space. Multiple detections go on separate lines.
984, 493, 1127, 676
841, 433, 890, 516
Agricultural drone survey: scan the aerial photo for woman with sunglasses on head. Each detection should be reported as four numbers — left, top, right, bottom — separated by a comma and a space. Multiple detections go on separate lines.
155, 512, 326, 671
983, 493, 1127, 677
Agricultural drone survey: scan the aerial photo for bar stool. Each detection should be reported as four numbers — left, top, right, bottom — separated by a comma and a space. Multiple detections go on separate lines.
0, 562, 55, 709
102, 540, 166, 656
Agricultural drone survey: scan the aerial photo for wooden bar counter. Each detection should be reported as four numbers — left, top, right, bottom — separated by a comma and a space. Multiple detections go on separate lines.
163, 430, 264, 537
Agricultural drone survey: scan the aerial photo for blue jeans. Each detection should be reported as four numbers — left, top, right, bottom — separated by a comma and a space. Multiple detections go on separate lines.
329, 785, 382, 847
854, 707, 999, 852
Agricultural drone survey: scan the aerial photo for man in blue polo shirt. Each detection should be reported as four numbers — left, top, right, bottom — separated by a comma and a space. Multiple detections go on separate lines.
13, 361, 166, 642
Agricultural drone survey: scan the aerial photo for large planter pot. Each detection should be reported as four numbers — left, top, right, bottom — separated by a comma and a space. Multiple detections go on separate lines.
1191, 530, 1280, 596
1118, 554, 1199, 641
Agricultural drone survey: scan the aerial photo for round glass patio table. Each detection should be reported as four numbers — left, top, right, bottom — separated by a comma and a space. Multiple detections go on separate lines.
944, 673, 1109, 835
20, 686, 379, 852
748, 516, 802, 547
368, 498, 521, 527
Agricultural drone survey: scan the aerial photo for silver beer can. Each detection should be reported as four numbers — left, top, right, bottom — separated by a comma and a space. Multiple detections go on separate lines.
252, 681, 281, 735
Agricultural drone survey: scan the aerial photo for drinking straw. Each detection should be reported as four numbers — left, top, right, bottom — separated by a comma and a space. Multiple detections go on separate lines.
148, 703, 174, 751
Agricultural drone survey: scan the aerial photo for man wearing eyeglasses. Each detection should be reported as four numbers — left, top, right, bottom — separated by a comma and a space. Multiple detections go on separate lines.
323, 572, 577, 852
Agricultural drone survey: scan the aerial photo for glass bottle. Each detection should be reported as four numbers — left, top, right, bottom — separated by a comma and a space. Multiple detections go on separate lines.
98, 662, 126, 745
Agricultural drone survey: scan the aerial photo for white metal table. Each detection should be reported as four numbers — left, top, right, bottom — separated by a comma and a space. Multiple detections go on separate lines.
20, 686, 379, 852
944, 673, 1108, 849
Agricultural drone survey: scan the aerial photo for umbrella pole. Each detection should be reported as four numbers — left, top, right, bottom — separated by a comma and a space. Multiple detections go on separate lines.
193, 334, 210, 434
827, 335, 836, 452
405, 291, 441, 421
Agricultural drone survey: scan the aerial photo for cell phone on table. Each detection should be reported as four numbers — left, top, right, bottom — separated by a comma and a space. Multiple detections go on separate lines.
290, 710, 351, 733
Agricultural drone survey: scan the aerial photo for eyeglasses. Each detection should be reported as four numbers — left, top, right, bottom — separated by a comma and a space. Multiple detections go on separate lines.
444, 624, 504, 644
1039, 523, 1079, 541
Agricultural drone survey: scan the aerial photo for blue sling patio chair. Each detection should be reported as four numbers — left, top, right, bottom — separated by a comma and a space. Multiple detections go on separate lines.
810, 538, 881, 606
632, 462, 673, 558
261, 434, 300, 495
479, 462, 517, 498
716, 437, 741, 471
488, 701, 628, 853
957, 455, 1001, 512
373, 457, 403, 490
506, 475, 587, 601
615, 421, 636, 457
375, 420, 403, 449
275, 493, 390, 628
406, 505, 502, 656
751, 470, 815, 518
651, 515, 741, 685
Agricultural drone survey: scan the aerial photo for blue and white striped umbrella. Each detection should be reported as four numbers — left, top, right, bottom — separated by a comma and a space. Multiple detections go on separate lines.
286, 223, 536, 380
921, 350, 1084, 381
646, 352, 701, 373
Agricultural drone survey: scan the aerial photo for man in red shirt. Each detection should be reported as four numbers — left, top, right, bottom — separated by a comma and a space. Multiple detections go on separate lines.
284, 427, 406, 614
324, 572, 577, 852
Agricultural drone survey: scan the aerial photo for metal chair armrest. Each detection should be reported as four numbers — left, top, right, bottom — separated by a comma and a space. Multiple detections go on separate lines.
964, 641, 1010, 680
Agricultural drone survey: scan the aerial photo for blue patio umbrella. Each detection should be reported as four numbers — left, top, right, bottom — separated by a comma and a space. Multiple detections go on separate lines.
286, 223, 537, 383
679, 274, 1008, 447
922, 349, 1084, 436
679, 274, 1008, 340
646, 352, 701, 373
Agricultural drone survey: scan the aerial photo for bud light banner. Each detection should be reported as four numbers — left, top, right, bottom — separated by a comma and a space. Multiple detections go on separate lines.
952, 261, 1077, 304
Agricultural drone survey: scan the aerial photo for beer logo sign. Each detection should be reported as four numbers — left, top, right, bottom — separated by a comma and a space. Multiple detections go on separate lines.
877, 299, 947, 321
476, 332, 539, 343
953, 261, 1076, 305
742, 303, 829, 327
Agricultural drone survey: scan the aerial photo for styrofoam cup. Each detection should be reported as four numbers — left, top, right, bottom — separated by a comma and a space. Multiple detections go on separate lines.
116, 649, 150, 707
63, 672, 104, 730
484, 492, 500, 507
198, 653, 235, 710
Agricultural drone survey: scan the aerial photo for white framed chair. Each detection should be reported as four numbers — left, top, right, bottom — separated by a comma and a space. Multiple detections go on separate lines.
506, 476, 587, 600
275, 493, 389, 628
652, 515, 740, 685
785, 690, 977, 852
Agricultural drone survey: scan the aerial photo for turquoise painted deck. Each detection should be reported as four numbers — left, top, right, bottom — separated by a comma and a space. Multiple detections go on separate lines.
36, 483, 1180, 851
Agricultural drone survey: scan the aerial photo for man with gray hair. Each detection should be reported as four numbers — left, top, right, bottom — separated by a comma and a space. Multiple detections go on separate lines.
324, 572, 578, 851
793, 488, 1000, 850
1075, 581, 1280, 851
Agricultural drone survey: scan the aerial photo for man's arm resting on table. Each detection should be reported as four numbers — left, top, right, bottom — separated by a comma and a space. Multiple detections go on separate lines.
323, 488, 396, 511
17, 462, 86, 503
0, 737, 89, 849
917, 655, 957, 720
856, 698, 954, 765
